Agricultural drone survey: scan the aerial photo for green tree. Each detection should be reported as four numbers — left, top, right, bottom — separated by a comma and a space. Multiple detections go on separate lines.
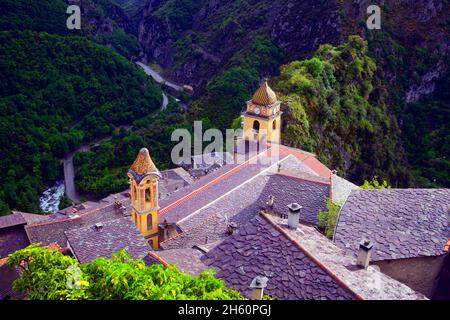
360, 176, 391, 189
317, 199, 342, 239
58, 193, 72, 210
7, 245, 244, 300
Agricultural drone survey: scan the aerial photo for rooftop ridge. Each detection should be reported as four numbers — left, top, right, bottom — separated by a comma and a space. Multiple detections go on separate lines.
159, 213, 219, 246
159, 149, 270, 216
175, 154, 293, 227
276, 171, 331, 186
148, 251, 169, 266
25, 198, 129, 229
259, 212, 364, 300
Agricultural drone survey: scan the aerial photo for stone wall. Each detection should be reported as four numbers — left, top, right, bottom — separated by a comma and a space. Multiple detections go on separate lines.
373, 255, 446, 298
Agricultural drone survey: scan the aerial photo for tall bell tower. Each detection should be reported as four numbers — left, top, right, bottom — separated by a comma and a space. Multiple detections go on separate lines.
128, 148, 161, 250
243, 80, 282, 144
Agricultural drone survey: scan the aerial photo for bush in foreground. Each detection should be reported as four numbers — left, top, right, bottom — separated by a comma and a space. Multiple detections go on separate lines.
7, 244, 244, 300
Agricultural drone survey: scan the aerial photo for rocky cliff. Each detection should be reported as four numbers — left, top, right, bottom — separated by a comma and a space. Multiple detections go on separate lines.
135, 0, 448, 102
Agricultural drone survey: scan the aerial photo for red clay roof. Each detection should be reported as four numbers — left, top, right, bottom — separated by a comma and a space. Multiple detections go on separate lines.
279, 145, 331, 179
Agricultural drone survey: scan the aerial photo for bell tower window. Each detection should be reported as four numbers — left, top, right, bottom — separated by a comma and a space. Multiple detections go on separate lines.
272, 119, 277, 130
253, 120, 260, 132
145, 188, 151, 203
147, 214, 152, 231
133, 185, 137, 201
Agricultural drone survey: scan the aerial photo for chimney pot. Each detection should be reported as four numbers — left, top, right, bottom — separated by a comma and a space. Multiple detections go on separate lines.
227, 222, 238, 235
249, 276, 268, 300
94, 223, 103, 231
266, 195, 274, 208
357, 239, 373, 269
287, 203, 302, 229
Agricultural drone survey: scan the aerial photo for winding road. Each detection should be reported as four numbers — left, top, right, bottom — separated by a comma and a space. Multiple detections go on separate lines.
136, 62, 183, 92
62, 62, 176, 203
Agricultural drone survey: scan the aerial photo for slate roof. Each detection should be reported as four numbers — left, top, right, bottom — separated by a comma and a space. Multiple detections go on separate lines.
158, 145, 331, 225
265, 214, 426, 300
200, 214, 356, 300
0, 263, 23, 300
334, 189, 450, 261
0, 226, 30, 259
0, 212, 50, 258
153, 212, 426, 300
153, 248, 208, 277
0, 213, 26, 229
26, 199, 131, 247
160, 155, 330, 250
65, 216, 151, 264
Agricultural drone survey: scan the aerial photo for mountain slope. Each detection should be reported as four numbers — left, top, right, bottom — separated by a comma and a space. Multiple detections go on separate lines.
135, 0, 449, 187
0, 31, 162, 214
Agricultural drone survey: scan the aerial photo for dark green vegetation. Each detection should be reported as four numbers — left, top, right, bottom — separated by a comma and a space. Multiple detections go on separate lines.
8, 245, 244, 300
401, 77, 450, 187
0, 0, 68, 34
0, 31, 162, 214
0, 0, 140, 59
190, 36, 284, 130
273, 36, 410, 185
317, 199, 342, 240
74, 99, 186, 198
354, 3, 449, 187
154, 0, 205, 38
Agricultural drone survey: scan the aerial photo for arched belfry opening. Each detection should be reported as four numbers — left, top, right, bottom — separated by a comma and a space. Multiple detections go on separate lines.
253, 120, 260, 131
272, 119, 277, 130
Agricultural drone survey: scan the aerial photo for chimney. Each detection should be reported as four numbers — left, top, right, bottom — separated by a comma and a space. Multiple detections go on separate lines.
227, 222, 237, 235
69, 207, 79, 219
266, 195, 274, 208
357, 239, 373, 269
249, 276, 268, 300
287, 203, 302, 229
94, 223, 103, 231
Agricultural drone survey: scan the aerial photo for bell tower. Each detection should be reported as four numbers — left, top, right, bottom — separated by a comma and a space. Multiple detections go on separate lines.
243, 80, 282, 144
127, 148, 161, 250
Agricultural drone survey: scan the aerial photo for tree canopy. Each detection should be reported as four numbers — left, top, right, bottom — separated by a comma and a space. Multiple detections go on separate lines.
7, 244, 244, 300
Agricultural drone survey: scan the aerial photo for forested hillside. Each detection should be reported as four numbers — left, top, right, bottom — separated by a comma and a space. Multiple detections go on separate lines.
0, 0, 140, 59
135, 0, 449, 188
73, 99, 186, 198
272, 36, 410, 185
0, 31, 162, 214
